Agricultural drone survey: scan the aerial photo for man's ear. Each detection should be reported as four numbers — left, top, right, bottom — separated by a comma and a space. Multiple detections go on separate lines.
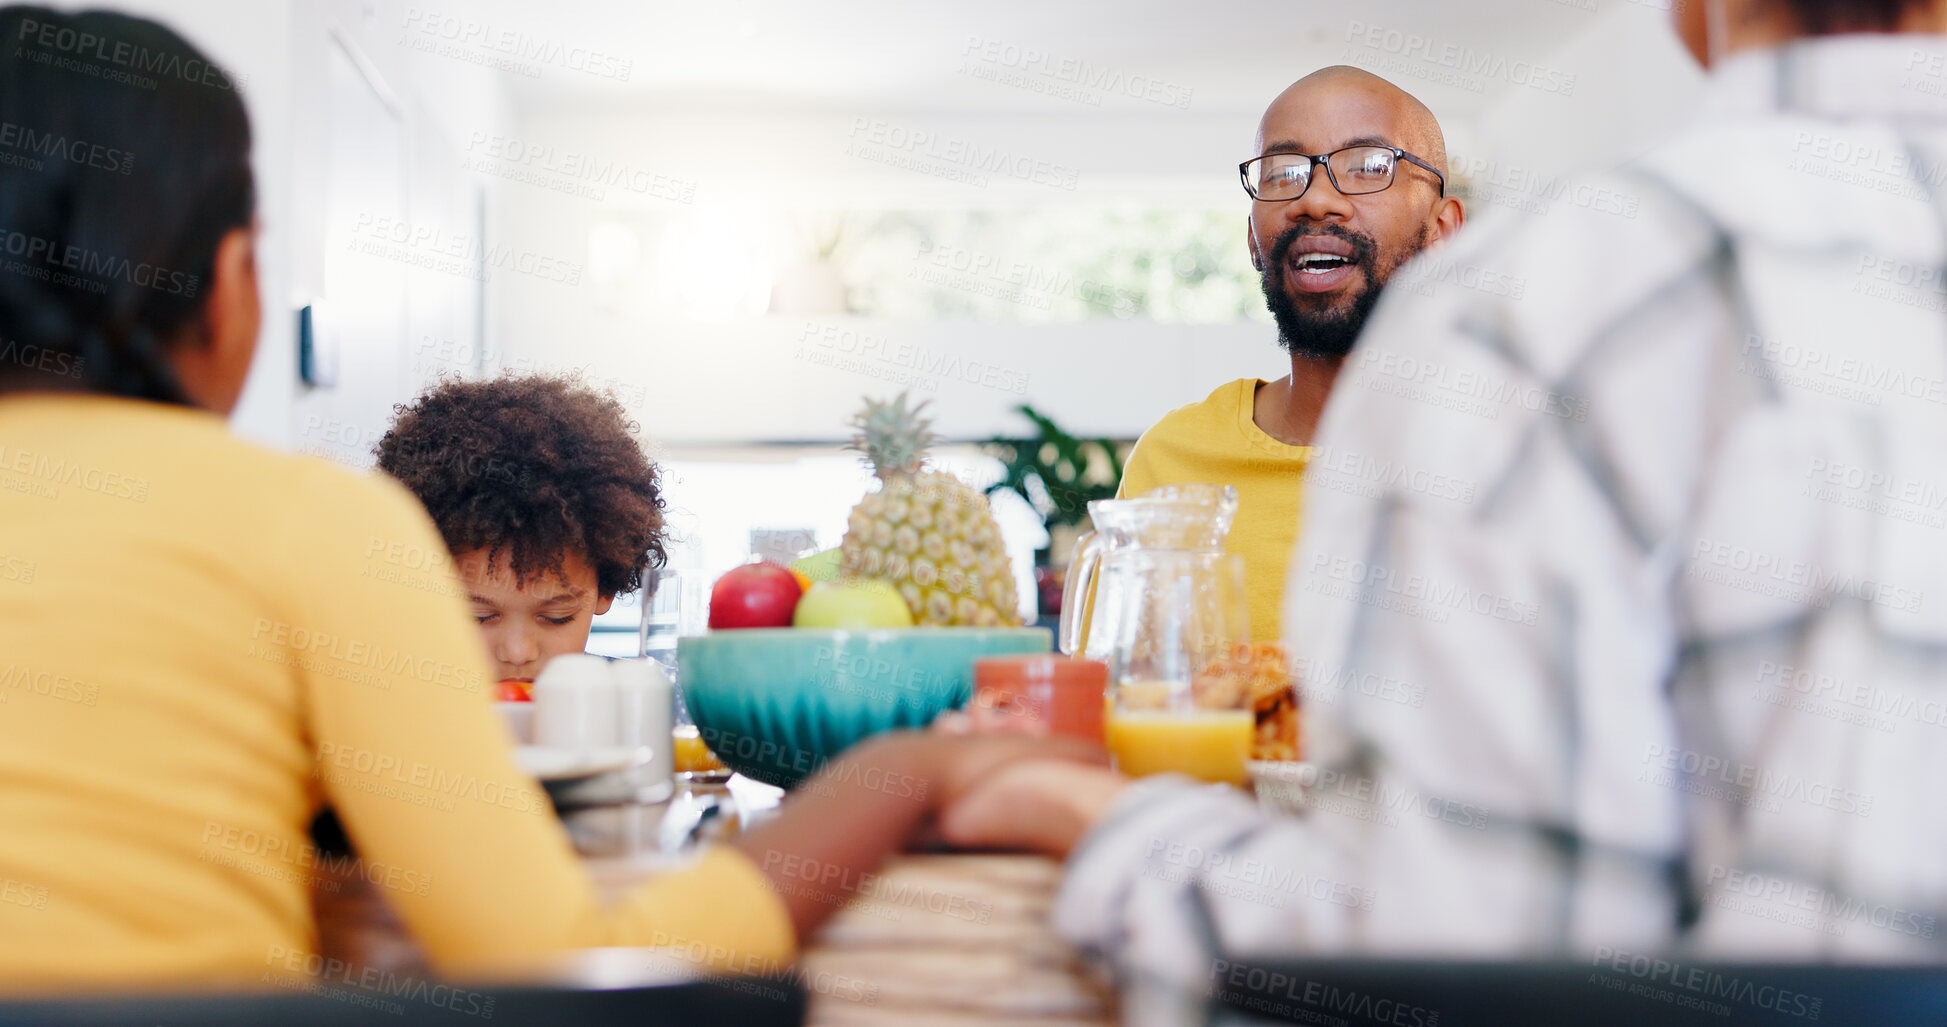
595, 594, 615, 616
1247, 217, 1264, 272
1428, 196, 1465, 246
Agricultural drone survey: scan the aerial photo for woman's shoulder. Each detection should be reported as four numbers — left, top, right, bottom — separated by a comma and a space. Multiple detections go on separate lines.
44, 397, 438, 554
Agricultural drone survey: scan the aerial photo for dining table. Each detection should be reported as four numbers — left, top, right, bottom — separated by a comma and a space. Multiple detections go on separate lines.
313, 774, 1117, 1026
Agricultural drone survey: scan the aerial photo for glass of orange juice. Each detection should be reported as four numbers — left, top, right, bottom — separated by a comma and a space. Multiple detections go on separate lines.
1101, 551, 1253, 787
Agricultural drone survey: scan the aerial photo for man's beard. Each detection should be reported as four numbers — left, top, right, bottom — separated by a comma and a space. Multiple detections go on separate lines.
1258, 223, 1428, 359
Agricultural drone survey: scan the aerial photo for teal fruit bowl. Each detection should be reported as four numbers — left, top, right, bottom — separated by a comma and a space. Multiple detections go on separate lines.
678, 627, 1051, 788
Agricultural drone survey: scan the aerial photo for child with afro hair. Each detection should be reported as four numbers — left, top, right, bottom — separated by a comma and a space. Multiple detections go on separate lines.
375, 374, 665, 687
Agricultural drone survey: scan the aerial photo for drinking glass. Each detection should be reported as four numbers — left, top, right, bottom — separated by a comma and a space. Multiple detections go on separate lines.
639, 566, 731, 782
1100, 550, 1253, 786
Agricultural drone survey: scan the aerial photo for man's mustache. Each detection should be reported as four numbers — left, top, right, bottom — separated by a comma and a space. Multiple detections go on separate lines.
1267, 223, 1377, 269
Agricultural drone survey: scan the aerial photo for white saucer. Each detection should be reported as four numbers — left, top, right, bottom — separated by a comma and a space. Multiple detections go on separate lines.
515, 745, 651, 783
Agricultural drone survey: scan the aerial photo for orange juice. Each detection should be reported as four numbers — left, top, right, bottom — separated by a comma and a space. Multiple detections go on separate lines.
672, 725, 727, 775
1106, 708, 1253, 786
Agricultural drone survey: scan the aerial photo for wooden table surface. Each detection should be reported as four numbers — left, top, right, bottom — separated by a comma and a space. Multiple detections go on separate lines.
791, 854, 1113, 1026
315, 779, 1114, 1025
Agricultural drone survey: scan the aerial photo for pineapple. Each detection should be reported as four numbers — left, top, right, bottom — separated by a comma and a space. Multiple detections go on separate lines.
840, 393, 1022, 627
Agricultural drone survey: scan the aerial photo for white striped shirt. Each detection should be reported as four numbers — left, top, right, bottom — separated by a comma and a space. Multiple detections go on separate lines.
1055, 35, 1947, 988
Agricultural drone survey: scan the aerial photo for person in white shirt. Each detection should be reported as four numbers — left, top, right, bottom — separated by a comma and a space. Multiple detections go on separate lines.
939, 0, 1947, 989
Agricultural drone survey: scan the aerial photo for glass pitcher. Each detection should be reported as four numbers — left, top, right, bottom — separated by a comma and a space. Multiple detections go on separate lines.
1098, 547, 1252, 784
1058, 483, 1238, 661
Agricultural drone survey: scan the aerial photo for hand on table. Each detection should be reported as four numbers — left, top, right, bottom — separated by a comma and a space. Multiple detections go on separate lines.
936, 757, 1130, 858
918, 731, 1110, 808
735, 731, 1110, 940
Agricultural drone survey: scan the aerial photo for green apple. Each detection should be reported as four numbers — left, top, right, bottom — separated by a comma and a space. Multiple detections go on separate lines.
790, 547, 844, 585
793, 579, 915, 629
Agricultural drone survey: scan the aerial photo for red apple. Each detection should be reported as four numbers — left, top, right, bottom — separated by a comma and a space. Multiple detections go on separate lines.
708, 561, 803, 629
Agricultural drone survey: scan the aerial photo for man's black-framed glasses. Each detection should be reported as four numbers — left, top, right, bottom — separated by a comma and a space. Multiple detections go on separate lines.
1239, 145, 1446, 202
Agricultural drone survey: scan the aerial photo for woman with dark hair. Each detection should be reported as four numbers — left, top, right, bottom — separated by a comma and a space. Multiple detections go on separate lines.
0, 6, 1090, 994
0, 7, 255, 404
1672, 0, 1938, 57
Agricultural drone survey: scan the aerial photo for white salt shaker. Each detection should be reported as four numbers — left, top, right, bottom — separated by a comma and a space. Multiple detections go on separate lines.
613, 657, 675, 802
532, 653, 619, 751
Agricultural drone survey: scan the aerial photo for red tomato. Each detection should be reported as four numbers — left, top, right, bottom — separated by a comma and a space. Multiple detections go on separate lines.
495, 679, 533, 702
708, 561, 803, 629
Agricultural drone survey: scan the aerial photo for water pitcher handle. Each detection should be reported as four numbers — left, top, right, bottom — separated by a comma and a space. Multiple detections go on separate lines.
1058, 530, 1105, 656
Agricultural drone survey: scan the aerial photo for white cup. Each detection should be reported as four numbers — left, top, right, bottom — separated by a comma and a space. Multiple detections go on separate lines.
533, 654, 674, 804
533, 654, 620, 750
615, 658, 675, 801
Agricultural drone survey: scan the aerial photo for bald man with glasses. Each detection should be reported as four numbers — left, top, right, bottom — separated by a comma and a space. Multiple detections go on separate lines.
1113, 65, 1465, 648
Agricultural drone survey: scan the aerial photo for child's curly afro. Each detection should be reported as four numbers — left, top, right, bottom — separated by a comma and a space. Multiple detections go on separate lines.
375, 374, 666, 597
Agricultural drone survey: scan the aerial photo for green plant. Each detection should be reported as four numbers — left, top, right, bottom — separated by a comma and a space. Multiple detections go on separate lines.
984, 405, 1125, 532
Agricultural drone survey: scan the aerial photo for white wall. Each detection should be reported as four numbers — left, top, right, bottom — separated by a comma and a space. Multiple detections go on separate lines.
94, 0, 1702, 449
64, 0, 517, 456
52, 0, 303, 446
487, 103, 1289, 442
1465, 3, 1705, 205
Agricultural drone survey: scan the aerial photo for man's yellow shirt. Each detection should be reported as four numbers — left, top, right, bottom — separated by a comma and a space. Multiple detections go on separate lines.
1116, 379, 1310, 644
